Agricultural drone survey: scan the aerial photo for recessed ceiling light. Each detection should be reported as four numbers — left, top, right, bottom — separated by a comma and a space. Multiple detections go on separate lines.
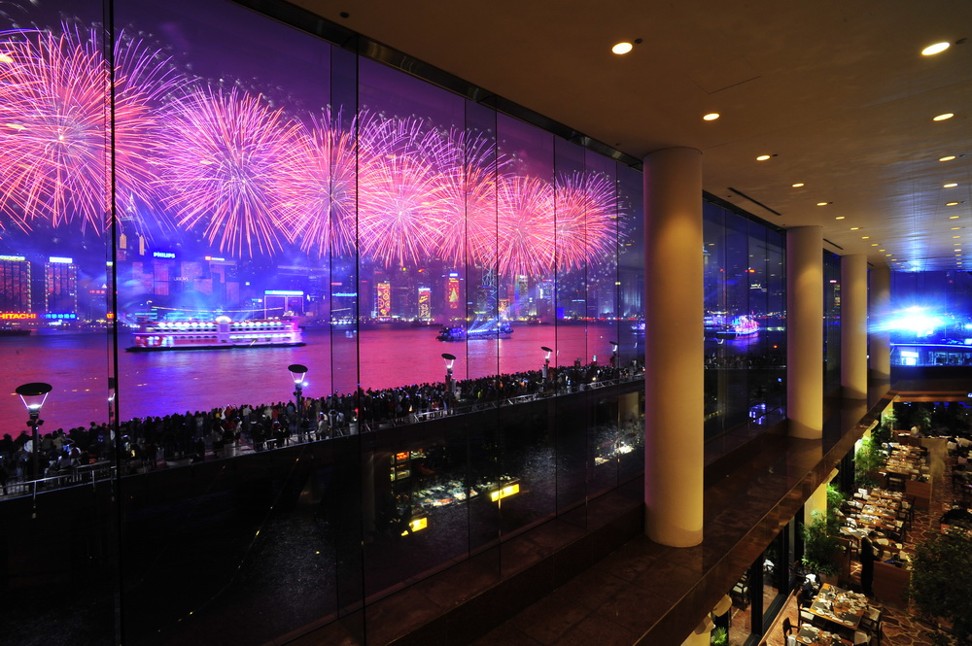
933, 113, 955, 122
885, 253, 892, 257
703, 112, 720, 121
879, 249, 886, 252
861, 236, 870, 240
871, 243, 879, 247
940, 155, 957, 162
947, 201, 962, 206
850, 226, 860, 231
944, 182, 958, 188
817, 201, 830, 206
611, 41, 634, 55
953, 235, 961, 239
756, 154, 772, 161
922, 41, 951, 56
791, 182, 805, 188
950, 215, 961, 220
835, 215, 845, 220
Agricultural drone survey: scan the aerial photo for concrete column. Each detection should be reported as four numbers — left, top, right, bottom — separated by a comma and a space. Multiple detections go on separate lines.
787, 226, 823, 439
870, 265, 891, 381
804, 479, 829, 526
643, 147, 703, 547
841, 254, 868, 399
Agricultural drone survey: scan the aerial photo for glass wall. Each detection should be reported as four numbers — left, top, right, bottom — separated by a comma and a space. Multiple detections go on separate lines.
702, 199, 786, 440
823, 250, 842, 397
887, 270, 972, 368
0, 0, 647, 643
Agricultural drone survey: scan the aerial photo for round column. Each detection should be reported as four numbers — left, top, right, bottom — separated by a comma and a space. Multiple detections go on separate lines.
787, 226, 823, 439
643, 147, 703, 547
841, 254, 868, 399
870, 265, 891, 381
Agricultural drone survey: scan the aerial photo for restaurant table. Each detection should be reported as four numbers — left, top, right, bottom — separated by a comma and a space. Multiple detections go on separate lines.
796, 623, 852, 645
807, 584, 868, 637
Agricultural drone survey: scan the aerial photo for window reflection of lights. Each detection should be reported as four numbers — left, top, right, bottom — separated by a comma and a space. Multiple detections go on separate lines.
703, 112, 720, 121
933, 113, 955, 122
944, 182, 958, 188
940, 155, 957, 162
862, 236, 870, 240
792, 182, 805, 188
851, 227, 860, 231
816, 201, 830, 206
835, 215, 845, 220
756, 154, 772, 161
946, 201, 961, 206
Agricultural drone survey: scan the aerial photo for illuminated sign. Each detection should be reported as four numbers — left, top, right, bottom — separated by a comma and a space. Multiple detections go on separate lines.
447, 277, 460, 310
401, 516, 428, 536
0, 255, 26, 261
332, 292, 357, 297
0, 312, 36, 320
265, 290, 304, 296
418, 287, 431, 319
204, 256, 225, 262
152, 251, 176, 259
44, 313, 77, 320
377, 282, 391, 317
489, 482, 520, 502
48, 256, 73, 264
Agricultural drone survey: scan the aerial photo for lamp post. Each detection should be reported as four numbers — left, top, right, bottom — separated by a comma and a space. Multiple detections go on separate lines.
441, 353, 456, 400
541, 346, 553, 388
288, 364, 308, 442
16, 382, 52, 482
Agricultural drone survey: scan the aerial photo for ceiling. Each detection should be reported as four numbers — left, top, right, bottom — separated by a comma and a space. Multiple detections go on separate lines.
289, 0, 972, 272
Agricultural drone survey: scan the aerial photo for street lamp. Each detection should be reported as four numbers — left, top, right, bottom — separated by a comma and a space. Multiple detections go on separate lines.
288, 364, 308, 442
541, 346, 553, 387
441, 353, 456, 399
16, 382, 52, 481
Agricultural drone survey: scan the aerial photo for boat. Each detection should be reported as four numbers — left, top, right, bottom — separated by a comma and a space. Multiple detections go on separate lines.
704, 314, 759, 340
437, 320, 514, 342
127, 315, 305, 351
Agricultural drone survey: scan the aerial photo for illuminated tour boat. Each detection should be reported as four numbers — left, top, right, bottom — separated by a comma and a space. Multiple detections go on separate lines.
127, 316, 305, 351
437, 320, 514, 342
704, 313, 760, 340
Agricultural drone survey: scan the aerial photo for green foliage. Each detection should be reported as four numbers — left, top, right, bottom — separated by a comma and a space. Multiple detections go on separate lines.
855, 435, 884, 488
710, 626, 728, 646
802, 512, 843, 576
910, 530, 972, 641
826, 484, 846, 534
871, 421, 891, 446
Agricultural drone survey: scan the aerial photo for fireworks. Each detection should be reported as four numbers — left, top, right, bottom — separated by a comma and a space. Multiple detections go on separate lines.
158, 85, 304, 258
356, 113, 452, 268
0, 24, 183, 235
0, 24, 109, 232
554, 170, 619, 272
0, 18, 628, 275
282, 109, 357, 258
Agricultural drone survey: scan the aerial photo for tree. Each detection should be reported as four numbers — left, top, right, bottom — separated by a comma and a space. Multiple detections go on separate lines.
802, 512, 844, 577
910, 529, 972, 641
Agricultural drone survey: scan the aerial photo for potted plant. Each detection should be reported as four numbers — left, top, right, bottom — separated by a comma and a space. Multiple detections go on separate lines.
802, 512, 844, 581
855, 435, 884, 488
910, 529, 972, 642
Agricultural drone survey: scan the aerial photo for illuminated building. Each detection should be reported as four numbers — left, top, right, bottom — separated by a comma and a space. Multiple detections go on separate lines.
44, 256, 78, 316
0, 255, 31, 314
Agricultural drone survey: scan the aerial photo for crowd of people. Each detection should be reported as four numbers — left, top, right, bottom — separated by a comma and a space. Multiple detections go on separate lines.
0, 360, 643, 494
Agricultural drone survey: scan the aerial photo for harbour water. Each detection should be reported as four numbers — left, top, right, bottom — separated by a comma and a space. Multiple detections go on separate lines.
1, 324, 624, 434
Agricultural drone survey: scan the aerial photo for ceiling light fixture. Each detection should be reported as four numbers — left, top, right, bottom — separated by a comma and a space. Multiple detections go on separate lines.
933, 113, 955, 122
939, 155, 957, 162
611, 41, 634, 55
861, 236, 870, 240
850, 227, 861, 231
944, 182, 958, 188
950, 215, 961, 220
946, 201, 962, 206
756, 154, 772, 161
817, 201, 830, 206
871, 243, 879, 247
792, 182, 805, 188
835, 215, 845, 220
921, 41, 951, 56
703, 112, 720, 121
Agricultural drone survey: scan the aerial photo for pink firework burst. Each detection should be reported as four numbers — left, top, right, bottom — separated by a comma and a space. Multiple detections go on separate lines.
0, 24, 109, 232
496, 174, 555, 278
554, 170, 619, 272
282, 108, 357, 258
0, 24, 182, 235
356, 112, 453, 268
429, 126, 507, 269
158, 85, 304, 258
